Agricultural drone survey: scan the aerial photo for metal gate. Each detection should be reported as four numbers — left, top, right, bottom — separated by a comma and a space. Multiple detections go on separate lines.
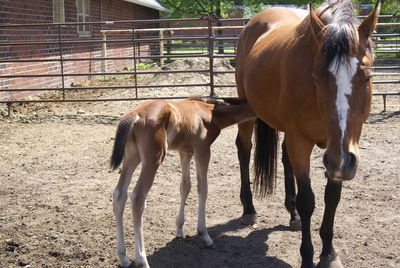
0, 13, 399, 112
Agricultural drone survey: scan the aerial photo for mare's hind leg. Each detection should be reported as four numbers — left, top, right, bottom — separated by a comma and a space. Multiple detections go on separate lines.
176, 152, 193, 238
194, 147, 213, 247
282, 138, 301, 231
236, 119, 257, 225
113, 145, 140, 268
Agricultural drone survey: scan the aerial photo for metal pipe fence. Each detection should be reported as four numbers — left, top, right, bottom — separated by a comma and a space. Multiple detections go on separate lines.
0, 14, 399, 113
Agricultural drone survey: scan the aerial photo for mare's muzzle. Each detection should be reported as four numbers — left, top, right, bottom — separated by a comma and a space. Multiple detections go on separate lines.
323, 151, 358, 181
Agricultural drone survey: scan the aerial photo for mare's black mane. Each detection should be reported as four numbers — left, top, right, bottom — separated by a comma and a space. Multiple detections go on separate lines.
322, 0, 360, 70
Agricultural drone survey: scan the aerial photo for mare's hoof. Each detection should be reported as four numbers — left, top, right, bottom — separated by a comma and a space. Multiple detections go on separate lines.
241, 213, 257, 226
289, 218, 301, 231
300, 262, 316, 268
206, 242, 215, 249
317, 255, 343, 268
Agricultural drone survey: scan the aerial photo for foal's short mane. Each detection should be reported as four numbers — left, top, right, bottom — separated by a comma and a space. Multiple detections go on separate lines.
187, 96, 247, 106
322, 0, 360, 70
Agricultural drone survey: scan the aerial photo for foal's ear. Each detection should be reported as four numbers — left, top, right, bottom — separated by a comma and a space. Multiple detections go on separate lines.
308, 3, 324, 44
358, 0, 382, 41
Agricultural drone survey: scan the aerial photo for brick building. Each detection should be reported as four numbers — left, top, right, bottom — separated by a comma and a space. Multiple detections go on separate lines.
0, 0, 167, 101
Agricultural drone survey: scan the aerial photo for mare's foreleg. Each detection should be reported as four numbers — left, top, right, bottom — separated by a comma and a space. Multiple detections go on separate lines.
194, 147, 213, 247
236, 119, 257, 225
282, 139, 301, 230
176, 152, 193, 238
317, 180, 343, 268
297, 177, 316, 268
286, 136, 315, 268
113, 146, 140, 268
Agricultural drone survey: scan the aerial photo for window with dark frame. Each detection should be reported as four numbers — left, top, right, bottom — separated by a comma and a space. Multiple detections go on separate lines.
76, 0, 90, 37
53, 0, 65, 23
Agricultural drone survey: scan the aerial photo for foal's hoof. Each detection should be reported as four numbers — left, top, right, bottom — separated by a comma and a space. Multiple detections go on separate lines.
175, 229, 184, 239
317, 255, 343, 268
241, 213, 257, 226
135, 262, 150, 268
118, 262, 133, 268
289, 218, 301, 231
118, 256, 132, 268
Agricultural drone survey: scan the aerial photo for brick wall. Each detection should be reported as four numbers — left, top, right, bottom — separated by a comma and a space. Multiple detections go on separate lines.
0, 0, 159, 101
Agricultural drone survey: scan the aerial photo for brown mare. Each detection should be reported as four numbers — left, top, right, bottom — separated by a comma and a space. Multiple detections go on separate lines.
235, 1, 381, 267
110, 97, 255, 268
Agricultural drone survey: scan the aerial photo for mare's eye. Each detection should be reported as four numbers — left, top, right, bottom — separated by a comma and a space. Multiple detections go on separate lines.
364, 74, 372, 83
359, 66, 372, 83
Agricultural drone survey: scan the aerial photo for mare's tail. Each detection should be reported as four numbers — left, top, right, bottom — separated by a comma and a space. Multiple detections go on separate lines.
254, 118, 279, 197
110, 115, 135, 171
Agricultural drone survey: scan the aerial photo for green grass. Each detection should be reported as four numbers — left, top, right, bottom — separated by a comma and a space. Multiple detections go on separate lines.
164, 40, 236, 55
125, 62, 158, 71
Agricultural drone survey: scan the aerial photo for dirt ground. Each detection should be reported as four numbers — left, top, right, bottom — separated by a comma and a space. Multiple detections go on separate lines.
0, 59, 399, 268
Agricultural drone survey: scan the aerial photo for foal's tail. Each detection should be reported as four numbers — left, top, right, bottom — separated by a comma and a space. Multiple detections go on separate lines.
110, 115, 135, 171
254, 118, 279, 197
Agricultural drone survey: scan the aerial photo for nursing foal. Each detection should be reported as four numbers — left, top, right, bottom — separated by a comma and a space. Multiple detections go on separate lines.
110, 97, 255, 268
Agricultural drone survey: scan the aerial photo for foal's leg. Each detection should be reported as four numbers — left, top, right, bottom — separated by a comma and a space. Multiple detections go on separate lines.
176, 152, 193, 238
282, 139, 301, 230
194, 147, 213, 247
130, 160, 160, 268
113, 145, 140, 268
236, 119, 257, 225
317, 180, 343, 268
131, 131, 165, 268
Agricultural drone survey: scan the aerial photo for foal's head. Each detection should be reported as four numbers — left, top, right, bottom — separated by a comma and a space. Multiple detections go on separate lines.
309, 0, 381, 181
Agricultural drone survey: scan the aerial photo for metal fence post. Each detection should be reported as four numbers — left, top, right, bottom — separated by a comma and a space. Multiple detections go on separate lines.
132, 23, 138, 99
159, 30, 164, 67
101, 32, 107, 72
7, 102, 11, 117
383, 95, 387, 112
57, 25, 65, 100
207, 14, 216, 97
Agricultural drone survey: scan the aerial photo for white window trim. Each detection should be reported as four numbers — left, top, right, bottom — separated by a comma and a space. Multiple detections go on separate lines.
53, 0, 65, 23
76, 0, 91, 37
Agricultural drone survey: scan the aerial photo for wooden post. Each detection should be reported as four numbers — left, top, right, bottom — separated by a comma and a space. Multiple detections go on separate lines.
159, 30, 164, 67
101, 32, 107, 72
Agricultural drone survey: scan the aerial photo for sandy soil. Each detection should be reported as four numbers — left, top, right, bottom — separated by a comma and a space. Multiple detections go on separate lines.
0, 59, 399, 268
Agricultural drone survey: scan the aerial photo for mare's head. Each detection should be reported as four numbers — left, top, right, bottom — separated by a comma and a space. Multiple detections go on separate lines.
309, 0, 381, 181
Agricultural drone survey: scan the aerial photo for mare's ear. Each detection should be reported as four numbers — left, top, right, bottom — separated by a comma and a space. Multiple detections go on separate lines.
358, 0, 382, 42
309, 3, 325, 44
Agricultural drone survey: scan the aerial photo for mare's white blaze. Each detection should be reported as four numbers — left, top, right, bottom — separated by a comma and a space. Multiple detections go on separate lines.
329, 57, 359, 153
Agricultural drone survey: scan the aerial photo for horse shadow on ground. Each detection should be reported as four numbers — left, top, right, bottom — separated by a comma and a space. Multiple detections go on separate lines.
367, 111, 400, 124
144, 218, 293, 268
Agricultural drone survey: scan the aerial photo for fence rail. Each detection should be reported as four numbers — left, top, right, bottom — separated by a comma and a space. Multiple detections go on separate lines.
0, 13, 399, 113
